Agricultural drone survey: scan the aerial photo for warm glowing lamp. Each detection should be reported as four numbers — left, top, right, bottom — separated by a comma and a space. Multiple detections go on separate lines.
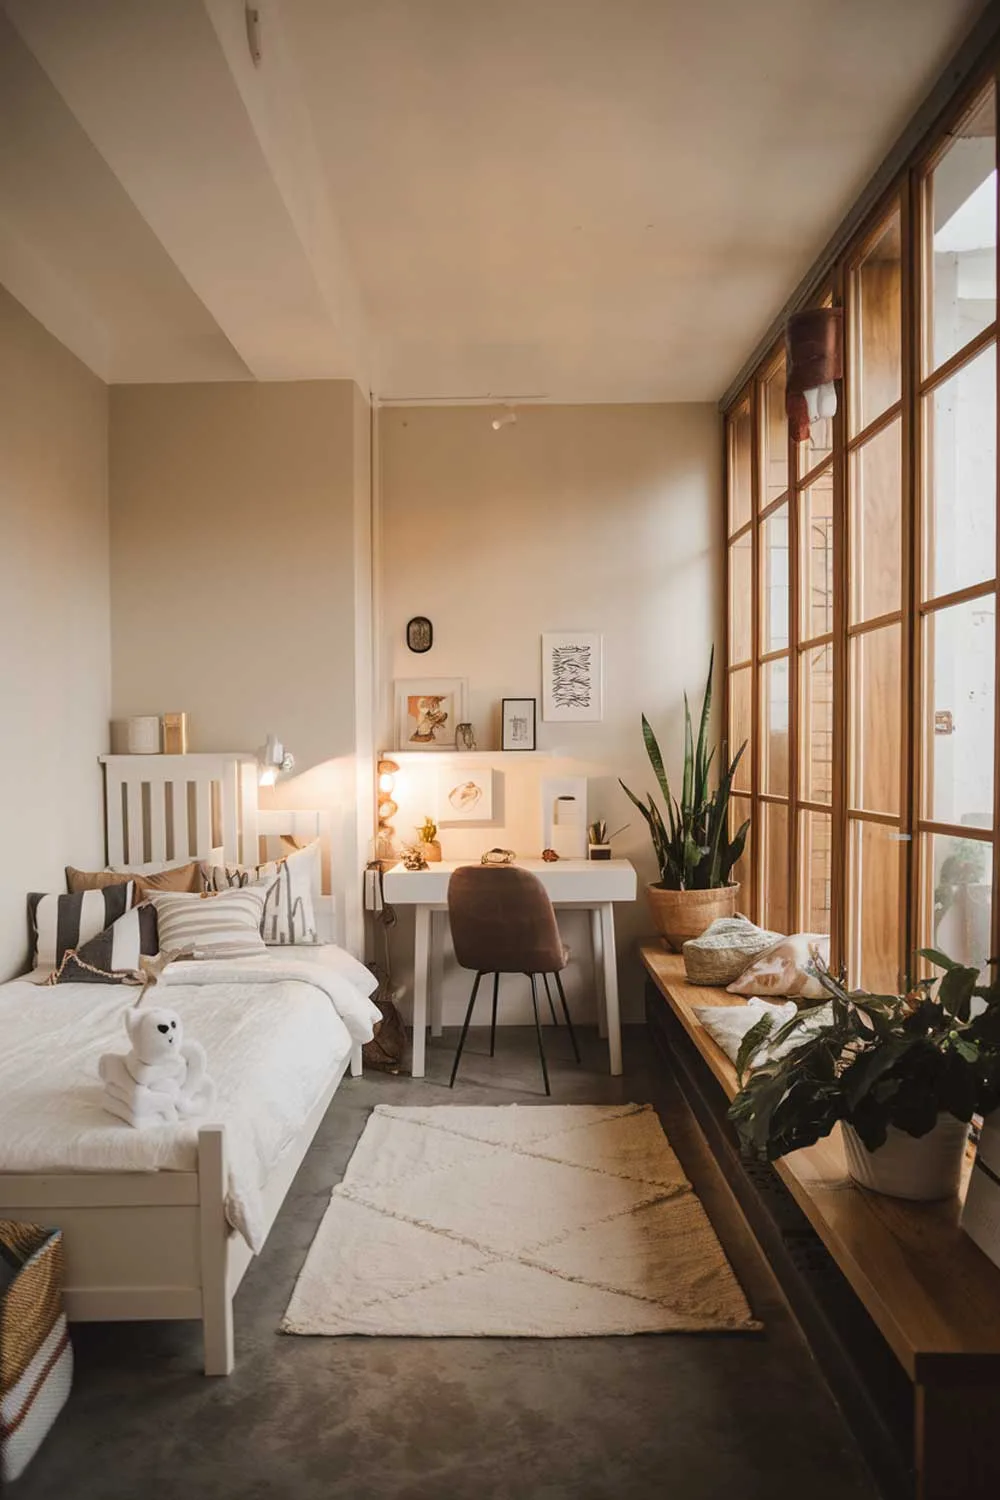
376, 758, 400, 856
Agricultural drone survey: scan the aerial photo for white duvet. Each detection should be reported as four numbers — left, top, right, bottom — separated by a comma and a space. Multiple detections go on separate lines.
0, 954, 380, 1251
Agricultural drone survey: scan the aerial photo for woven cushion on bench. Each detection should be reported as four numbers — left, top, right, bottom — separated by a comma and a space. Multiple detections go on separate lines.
682, 916, 782, 985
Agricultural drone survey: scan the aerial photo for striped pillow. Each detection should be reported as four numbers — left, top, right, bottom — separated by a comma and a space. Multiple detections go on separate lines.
149, 887, 269, 960
28, 884, 134, 971
201, 840, 320, 946
47, 904, 159, 985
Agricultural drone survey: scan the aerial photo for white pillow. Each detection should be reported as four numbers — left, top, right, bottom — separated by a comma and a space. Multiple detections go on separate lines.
201, 840, 320, 946
727, 933, 830, 1001
692, 997, 834, 1070
148, 887, 269, 960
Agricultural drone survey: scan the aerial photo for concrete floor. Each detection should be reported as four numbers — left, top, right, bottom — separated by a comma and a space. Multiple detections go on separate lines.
16, 1026, 879, 1500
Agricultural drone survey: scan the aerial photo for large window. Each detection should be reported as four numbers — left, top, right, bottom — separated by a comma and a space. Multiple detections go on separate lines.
725, 80, 999, 989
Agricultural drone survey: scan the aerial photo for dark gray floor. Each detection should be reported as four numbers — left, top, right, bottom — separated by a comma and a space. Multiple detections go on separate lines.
15, 1026, 879, 1500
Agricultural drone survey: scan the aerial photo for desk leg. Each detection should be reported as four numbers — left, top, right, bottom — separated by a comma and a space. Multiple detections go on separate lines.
590, 908, 608, 1039
412, 905, 430, 1078
915, 1380, 1000, 1499
430, 910, 444, 1038
600, 903, 622, 1076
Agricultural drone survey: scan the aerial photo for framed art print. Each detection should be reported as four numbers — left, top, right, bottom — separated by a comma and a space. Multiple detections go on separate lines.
395, 678, 468, 751
438, 765, 494, 822
501, 697, 537, 751
541, 633, 603, 722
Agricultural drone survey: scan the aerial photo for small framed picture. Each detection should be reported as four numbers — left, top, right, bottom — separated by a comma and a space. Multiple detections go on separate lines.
395, 678, 468, 751
501, 697, 537, 751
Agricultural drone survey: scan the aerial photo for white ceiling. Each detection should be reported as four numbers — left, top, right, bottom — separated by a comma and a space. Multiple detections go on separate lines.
0, 0, 988, 400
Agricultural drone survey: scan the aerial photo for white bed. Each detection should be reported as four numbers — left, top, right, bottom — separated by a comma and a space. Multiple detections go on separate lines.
0, 754, 376, 1375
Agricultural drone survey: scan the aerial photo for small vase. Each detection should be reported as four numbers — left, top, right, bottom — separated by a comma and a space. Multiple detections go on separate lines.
841, 1116, 969, 1201
420, 841, 442, 863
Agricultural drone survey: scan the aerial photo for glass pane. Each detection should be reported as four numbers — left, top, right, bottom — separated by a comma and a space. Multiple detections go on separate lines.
761, 503, 790, 653
801, 466, 834, 640
850, 624, 901, 815
850, 417, 902, 624
728, 399, 753, 535
728, 667, 752, 794
850, 211, 902, 434
761, 657, 790, 797
801, 642, 834, 805
922, 833, 994, 977
800, 810, 833, 935
762, 356, 788, 505
729, 532, 753, 665
923, 344, 997, 601
797, 416, 834, 480
927, 86, 996, 373
730, 794, 752, 908
849, 819, 901, 992
761, 801, 790, 935
923, 596, 996, 828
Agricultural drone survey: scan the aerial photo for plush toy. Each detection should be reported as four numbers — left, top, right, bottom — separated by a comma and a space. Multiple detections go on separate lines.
99, 1006, 216, 1129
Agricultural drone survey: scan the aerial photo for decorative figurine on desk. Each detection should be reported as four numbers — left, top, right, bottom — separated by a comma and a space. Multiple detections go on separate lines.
401, 846, 429, 871
416, 816, 442, 863
480, 847, 515, 866
541, 848, 560, 862
455, 722, 477, 752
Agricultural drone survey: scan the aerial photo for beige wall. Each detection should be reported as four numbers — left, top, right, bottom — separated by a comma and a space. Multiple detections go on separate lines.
109, 380, 370, 948
0, 286, 109, 979
379, 402, 723, 1024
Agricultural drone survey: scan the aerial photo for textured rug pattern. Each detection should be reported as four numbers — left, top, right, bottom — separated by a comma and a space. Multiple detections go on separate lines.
282, 1103, 760, 1337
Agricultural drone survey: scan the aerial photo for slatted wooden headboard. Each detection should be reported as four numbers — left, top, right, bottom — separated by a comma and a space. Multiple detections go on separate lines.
99, 754, 335, 940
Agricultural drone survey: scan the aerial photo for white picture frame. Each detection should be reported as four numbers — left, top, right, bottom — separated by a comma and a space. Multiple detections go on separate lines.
394, 678, 468, 751
541, 633, 603, 722
438, 765, 494, 823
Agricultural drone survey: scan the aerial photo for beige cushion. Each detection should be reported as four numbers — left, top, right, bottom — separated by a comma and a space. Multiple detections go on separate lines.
727, 933, 830, 1002
682, 916, 782, 985
66, 860, 203, 898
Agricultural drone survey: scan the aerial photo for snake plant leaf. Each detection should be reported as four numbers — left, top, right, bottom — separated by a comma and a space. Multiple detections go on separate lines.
641, 715, 673, 812
681, 693, 694, 813
694, 646, 714, 807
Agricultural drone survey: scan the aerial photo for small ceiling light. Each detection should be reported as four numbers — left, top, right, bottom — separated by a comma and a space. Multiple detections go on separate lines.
257, 734, 295, 787
491, 406, 517, 431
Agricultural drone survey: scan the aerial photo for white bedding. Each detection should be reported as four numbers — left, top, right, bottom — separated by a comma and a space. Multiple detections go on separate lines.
0, 955, 380, 1251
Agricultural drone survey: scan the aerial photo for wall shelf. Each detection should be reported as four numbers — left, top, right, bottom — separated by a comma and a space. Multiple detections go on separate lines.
383, 750, 553, 763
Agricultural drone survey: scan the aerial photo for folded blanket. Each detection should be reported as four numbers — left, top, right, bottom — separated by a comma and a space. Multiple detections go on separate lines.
157, 957, 380, 1046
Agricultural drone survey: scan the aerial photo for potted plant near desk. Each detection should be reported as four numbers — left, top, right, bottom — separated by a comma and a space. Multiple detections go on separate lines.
728, 950, 1000, 1200
620, 648, 748, 951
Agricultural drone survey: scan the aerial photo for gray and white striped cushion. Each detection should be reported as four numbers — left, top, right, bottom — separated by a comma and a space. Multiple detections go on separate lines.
28, 883, 134, 970
148, 887, 270, 960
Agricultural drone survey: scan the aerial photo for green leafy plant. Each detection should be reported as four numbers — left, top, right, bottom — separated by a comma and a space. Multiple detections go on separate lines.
619, 647, 748, 889
728, 950, 1000, 1162
416, 816, 438, 844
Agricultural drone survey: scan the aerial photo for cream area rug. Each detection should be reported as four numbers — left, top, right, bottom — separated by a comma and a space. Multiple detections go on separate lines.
282, 1104, 760, 1337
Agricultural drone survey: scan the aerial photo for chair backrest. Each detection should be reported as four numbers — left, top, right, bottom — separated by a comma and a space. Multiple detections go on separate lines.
447, 865, 565, 975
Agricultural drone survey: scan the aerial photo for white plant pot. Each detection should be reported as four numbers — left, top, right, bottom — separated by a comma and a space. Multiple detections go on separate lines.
842, 1116, 969, 1201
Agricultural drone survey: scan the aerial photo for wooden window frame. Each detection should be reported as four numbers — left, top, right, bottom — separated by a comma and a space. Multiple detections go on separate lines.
723, 61, 1000, 985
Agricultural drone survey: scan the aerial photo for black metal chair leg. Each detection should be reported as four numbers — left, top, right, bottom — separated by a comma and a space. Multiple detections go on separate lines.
553, 971, 581, 1064
449, 971, 483, 1088
542, 972, 559, 1026
489, 973, 499, 1057
528, 974, 551, 1096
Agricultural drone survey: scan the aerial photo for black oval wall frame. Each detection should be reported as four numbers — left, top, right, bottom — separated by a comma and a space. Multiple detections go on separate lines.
406, 616, 433, 653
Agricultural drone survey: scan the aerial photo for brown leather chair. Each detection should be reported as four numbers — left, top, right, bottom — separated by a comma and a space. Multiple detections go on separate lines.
447, 865, 580, 1095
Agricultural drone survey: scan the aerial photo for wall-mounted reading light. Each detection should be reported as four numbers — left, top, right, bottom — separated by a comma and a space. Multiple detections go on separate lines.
257, 734, 295, 787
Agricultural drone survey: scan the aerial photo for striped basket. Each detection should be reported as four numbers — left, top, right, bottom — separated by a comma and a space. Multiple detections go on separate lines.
1, 1221, 73, 1484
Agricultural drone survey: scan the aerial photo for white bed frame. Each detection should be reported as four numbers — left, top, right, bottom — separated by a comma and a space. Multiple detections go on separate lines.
0, 753, 361, 1376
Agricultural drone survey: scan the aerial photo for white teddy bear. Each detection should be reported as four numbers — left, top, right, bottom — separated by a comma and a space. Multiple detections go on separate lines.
99, 1006, 215, 1128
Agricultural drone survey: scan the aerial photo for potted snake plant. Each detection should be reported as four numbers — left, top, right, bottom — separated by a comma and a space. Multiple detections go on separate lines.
620, 648, 749, 951
728, 950, 1000, 1200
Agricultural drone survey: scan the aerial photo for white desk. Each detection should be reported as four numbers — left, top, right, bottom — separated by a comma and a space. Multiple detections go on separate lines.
381, 858, 638, 1078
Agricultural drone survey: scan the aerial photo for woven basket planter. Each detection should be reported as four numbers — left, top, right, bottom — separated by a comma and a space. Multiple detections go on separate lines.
646, 883, 740, 952
1, 1221, 73, 1484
